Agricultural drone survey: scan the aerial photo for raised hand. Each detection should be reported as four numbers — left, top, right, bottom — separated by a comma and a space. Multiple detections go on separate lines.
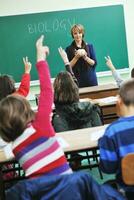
58, 47, 69, 65
105, 56, 115, 70
23, 56, 32, 74
36, 35, 49, 62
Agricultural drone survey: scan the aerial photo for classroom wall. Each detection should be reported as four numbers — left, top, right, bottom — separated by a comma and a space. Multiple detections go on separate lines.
0, 0, 134, 105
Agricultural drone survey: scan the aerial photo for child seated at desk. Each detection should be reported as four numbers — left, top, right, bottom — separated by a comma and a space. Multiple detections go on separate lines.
52, 62, 102, 133
0, 35, 72, 178
99, 78, 134, 197
52, 47, 102, 170
52, 47, 102, 132
0, 57, 31, 100
0, 57, 32, 178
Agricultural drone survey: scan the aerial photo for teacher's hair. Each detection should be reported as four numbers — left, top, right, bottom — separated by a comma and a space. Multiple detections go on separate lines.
71, 24, 85, 38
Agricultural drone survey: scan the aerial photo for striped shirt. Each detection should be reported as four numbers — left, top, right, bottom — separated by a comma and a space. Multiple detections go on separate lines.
12, 126, 71, 177
99, 115, 134, 188
12, 60, 72, 177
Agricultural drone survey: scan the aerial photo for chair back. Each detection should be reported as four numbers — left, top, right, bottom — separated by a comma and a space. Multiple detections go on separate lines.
0, 159, 26, 200
122, 153, 134, 185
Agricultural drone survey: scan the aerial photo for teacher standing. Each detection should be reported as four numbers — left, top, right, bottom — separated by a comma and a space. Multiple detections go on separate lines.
66, 24, 98, 88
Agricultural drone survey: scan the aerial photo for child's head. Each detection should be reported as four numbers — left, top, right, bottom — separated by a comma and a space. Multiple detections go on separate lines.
119, 79, 134, 106
117, 79, 134, 116
53, 71, 79, 104
0, 95, 35, 142
0, 75, 16, 101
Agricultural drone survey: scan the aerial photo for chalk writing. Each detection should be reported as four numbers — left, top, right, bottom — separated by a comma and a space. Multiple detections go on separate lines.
27, 18, 76, 34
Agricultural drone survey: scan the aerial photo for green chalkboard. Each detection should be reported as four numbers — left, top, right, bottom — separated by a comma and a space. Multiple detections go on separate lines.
0, 5, 129, 82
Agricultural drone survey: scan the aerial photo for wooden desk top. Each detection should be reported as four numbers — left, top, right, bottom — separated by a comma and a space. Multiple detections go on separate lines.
91, 96, 118, 107
79, 83, 118, 94
56, 124, 108, 153
79, 84, 119, 99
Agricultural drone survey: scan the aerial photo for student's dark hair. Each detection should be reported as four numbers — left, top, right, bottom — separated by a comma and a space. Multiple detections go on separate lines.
0, 75, 16, 101
119, 78, 134, 106
53, 71, 79, 104
0, 95, 35, 142
131, 68, 134, 78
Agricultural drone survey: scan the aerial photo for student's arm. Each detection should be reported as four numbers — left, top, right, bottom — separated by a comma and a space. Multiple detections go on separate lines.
15, 57, 31, 97
112, 71, 123, 87
58, 47, 74, 74
65, 65, 79, 86
52, 112, 69, 132
91, 105, 103, 126
33, 35, 55, 137
58, 47, 70, 66
58, 47, 78, 86
105, 56, 123, 87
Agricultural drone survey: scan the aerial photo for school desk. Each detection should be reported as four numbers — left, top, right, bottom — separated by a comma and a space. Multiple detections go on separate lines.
56, 124, 108, 178
79, 96, 118, 124
35, 83, 119, 106
91, 96, 118, 124
56, 124, 107, 153
79, 83, 119, 99
0, 124, 107, 196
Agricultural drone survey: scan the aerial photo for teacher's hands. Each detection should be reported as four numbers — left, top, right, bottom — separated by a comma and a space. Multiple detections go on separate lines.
75, 49, 87, 58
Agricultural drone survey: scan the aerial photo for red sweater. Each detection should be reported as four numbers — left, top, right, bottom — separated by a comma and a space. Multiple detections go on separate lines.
12, 61, 72, 177
14, 73, 30, 97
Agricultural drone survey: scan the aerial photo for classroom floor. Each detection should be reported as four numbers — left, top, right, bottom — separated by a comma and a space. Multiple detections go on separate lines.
77, 152, 115, 184
84, 167, 115, 184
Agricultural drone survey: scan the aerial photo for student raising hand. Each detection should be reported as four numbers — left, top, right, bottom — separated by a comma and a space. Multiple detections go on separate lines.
36, 35, 49, 62
58, 47, 69, 65
58, 47, 78, 86
105, 56, 116, 71
0, 35, 72, 178
104, 55, 123, 87
23, 56, 32, 74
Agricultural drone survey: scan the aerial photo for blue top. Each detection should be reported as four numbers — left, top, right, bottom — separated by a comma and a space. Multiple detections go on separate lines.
6, 171, 125, 200
66, 42, 98, 88
99, 115, 134, 191
112, 70, 123, 87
